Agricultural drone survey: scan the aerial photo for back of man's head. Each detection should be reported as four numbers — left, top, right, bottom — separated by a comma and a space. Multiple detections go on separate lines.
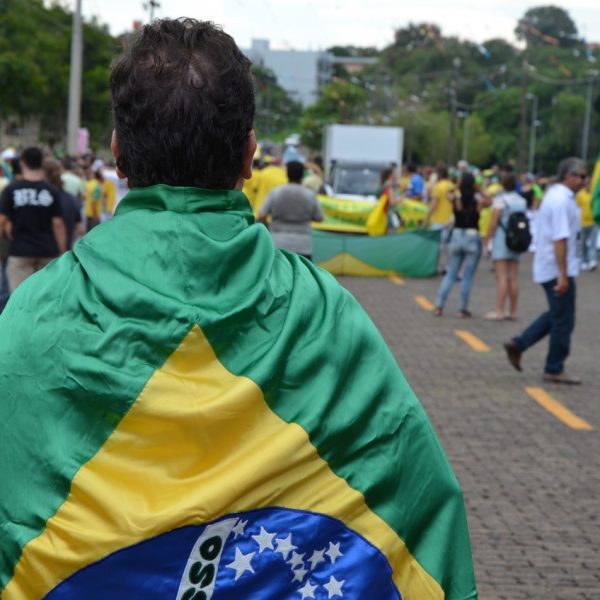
110, 18, 255, 190
286, 161, 304, 184
21, 147, 43, 171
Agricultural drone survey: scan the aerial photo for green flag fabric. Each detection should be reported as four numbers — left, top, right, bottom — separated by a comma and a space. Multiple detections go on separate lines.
0, 185, 476, 599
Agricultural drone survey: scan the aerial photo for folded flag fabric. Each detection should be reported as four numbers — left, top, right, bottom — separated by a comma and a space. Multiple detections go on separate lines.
0, 185, 477, 599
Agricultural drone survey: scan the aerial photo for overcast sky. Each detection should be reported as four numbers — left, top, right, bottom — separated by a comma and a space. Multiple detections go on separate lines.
81, 0, 600, 51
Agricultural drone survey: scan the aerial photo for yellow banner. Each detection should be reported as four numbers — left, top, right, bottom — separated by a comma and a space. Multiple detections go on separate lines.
314, 195, 430, 236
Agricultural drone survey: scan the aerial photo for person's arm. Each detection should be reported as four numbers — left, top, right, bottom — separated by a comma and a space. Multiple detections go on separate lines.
0, 213, 7, 239
311, 195, 324, 223
424, 187, 439, 227
52, 217, 67, 254
257, 192, 273, 225
553, 238, 568, 294
484, 207, 502, 255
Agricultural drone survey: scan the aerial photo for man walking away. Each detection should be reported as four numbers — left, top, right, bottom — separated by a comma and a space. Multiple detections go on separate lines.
504, 157, 586, 384
0, 19, 476, 600
0, 147, 66, 292
258, 160, 324, 260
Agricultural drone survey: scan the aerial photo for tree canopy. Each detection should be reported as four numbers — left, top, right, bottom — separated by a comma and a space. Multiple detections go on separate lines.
0, 2, 598, 173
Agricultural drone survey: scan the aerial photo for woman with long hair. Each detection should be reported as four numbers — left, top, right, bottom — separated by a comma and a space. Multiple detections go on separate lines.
483, 172, 527, 320
433, 172, 487, 318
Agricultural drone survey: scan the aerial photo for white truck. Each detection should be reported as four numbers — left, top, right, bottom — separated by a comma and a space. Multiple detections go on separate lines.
322, 124, 404, 200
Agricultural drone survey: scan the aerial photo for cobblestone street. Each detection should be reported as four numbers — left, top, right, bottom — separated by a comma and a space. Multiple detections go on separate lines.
338, 253, 600, 600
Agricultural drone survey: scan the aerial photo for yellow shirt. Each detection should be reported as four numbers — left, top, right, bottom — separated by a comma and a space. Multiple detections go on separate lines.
253, 166, 287, 216
429, 179, 455, 225
85, 179, 116, 219
242, 169, 262, 211
576, 189, 594, 227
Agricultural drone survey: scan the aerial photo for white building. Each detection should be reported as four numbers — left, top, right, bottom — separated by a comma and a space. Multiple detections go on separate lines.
244, 39, 332, 107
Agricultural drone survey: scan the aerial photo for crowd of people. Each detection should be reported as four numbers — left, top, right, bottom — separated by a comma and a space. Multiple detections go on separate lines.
0, 148, 127, 310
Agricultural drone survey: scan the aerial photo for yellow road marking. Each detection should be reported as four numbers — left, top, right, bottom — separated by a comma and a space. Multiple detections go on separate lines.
389, 275, 405, 286
414, 295, 434, 311
526, 387, 593, 431
454, 330, 491, 352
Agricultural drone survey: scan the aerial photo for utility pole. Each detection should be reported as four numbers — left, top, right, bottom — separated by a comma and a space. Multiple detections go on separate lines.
527, 94, 538, 174
144, 0, 161, 23
518, 58, 529, 173
66, 0, 83, 155
461, 112, 470, 162
447, 58, 460, 167
581, 71, 598, 161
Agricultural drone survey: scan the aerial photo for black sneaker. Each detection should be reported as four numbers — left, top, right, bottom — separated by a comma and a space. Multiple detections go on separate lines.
503, 340, 522, 372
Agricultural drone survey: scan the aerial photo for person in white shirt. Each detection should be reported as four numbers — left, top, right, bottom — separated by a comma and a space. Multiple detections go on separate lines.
503, 157, 586, 385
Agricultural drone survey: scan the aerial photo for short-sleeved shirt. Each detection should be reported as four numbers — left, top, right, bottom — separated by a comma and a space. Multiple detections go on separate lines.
533, 183, 581, 283
0, 179, 62, 257
491, 191, 528, 261
576, 189, 594, 227
430, 179, 455, 225
259, 183, 324, 256
406, 174, 425, 199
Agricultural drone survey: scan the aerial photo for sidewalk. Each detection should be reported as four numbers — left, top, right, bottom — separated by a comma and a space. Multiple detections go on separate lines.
339, 252, 600, 600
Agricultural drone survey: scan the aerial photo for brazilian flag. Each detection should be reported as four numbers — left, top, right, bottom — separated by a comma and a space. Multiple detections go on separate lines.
591, 151, 600, 225
0, 186, 476, 599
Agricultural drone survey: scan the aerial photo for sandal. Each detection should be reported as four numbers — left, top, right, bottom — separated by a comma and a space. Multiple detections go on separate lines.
457, 310, 472, 319
433, 308, 443, 317
483, 311, 504, 321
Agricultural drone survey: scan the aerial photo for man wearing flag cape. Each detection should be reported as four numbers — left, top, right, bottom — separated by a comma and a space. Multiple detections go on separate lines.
0, 19, 477, 600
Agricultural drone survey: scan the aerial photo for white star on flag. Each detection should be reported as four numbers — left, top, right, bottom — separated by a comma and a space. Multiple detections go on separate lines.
231, 519, 248, 539
291, 565, 308, 583
298, 579, 317, 599
275, 534, 297, 560
326, 541, 343, 564
308, 547, 326, 569
288, 550, 305, 568
323, 575, 345, 598
252, 527, 275, 552
226, 547, 255, 581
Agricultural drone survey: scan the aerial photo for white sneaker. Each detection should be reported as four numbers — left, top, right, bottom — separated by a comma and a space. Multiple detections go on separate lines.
581, 262, 589, 272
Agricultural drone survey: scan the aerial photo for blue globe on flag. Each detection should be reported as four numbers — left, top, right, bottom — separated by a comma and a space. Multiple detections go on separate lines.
46, 507, 401, 599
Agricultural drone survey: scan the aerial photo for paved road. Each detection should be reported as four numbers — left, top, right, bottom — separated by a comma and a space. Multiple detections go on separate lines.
338, 253, 600, 600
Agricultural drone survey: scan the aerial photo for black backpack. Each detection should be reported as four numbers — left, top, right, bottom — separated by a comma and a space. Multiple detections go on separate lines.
500, 199, 531, 253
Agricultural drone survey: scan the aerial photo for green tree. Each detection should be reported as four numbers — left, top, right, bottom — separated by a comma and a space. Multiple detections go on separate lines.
460, 114, 493, 166
516, 6, 579, 48
298, 79, 367, 150
0, 0, 117, 148
252, 65, 302, 140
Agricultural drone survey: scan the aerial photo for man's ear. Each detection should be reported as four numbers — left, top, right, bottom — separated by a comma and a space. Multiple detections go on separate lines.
240, 130, 257, 180
111, 130, 127, 179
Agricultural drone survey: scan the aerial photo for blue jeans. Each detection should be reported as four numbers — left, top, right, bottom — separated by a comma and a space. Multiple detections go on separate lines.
514, 278, 576, 375
579, 225, 598, 266
435, 229, 481, 311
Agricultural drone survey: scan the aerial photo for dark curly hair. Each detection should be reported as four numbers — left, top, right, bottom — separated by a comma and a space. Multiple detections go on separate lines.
110, 18, 255, 189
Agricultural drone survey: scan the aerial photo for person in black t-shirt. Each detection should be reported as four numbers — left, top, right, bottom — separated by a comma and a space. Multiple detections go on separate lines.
0, 147, 67, 293
433, 172, 489, 318
43, 157, 85, 250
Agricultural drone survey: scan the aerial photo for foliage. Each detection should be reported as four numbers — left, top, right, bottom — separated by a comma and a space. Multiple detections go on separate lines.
299, 80, 367, 150
0, 2, 598, 173
516, 6, 579, 48
252, 65, 302, 139
0, 0, 117, 149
